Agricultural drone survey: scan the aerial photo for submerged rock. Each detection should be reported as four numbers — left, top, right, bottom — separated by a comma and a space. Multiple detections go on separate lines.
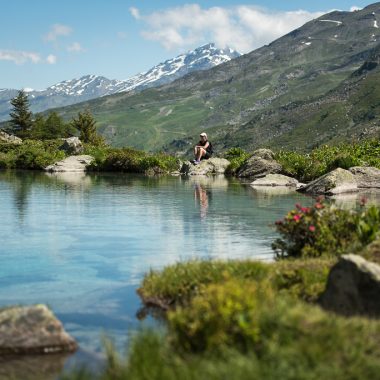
0, 130, 22, 145
250, 174, 299, 187
59, 137, 84, 155
0, 304, 77, 355
180, 158, 230, 176
320, 254, 380, 317
44, 155, 94, 172
237, 149, 282, 179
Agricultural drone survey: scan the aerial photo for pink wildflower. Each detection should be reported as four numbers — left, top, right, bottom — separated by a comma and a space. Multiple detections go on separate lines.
309, 225, 316, 232
293, 214, 301, 221
301, 207, 310, 213
314, 203, 324, 209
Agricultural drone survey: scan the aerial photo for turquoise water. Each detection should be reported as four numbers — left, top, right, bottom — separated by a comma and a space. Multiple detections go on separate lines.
0, 170, 314, 378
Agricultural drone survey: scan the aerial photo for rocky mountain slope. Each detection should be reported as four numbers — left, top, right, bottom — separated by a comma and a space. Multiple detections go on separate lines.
0, 44, 240, 121
41, 2, 380, 154
4, 3, 380, 155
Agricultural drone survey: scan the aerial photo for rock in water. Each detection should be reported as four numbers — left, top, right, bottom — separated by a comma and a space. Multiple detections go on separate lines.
44, 155, 94, 172
297, 168, 357, 195
250, 174, 299, 187
237, 149, 282, 179
59, 137, 84, 155
349, 166, 380, 189
180, 158, 230, 176
320, 254, 380, 317
0, 304, 77, 355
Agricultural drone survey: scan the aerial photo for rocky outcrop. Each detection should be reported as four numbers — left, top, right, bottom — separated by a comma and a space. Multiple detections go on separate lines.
0, 304, 77, 355
180, 158, 230, 176
297, 168, 357, 195
59, 137, 84, 155
44, 155, 94, 172
237, 149, 282, 179
319, 254, 380, 317
349, 166, 380, 189
0, 130, 22, 144
250, 174, 299, 187
298, 166, 380, 195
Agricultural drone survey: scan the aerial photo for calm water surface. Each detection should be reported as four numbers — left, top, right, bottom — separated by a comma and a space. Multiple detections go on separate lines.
0, 170, 318, 378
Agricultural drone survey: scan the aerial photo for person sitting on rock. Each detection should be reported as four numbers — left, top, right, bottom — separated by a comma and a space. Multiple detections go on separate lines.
193, 132, 213, 165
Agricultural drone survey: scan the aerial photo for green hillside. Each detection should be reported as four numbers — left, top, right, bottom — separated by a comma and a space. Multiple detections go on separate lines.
29, 3, 380, 154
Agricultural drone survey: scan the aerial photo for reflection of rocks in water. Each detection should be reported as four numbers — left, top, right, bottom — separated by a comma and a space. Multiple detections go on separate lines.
188, 175, 228, 188
0, 354, 70, 380
45, 172, 92, 189
250, 186, 298, 197
331, 190, 380, 210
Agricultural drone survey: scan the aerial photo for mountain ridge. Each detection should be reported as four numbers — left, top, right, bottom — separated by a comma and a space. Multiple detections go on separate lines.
0, 43, 240, 121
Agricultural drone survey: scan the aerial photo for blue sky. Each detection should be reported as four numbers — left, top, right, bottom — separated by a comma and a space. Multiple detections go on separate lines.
0, 0, 375, 89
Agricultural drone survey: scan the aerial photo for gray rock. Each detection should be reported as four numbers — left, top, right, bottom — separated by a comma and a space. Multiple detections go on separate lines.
0, 304, 77, 355
0, 130, 22, 144
250, 174, 299, 187
59, 137, 84, 155
180, 158, 230, 176
237, 149, 282, 179
45, 155, 94, 172
349, 166, 380, 189
297, 168, 357, 195
320, 254, 380, 317
250, 148, 275, 161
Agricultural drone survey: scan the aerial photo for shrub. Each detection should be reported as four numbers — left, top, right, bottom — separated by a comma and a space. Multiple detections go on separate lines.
224, 147, 250, 175
272, 198, 380, 259
168, 280, 273, 352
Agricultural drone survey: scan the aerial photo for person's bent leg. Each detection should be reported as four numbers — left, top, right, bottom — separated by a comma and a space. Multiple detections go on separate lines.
196, 148, 206, 161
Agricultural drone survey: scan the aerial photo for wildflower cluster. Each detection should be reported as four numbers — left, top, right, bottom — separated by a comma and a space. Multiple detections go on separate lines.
272, 198, 380, 259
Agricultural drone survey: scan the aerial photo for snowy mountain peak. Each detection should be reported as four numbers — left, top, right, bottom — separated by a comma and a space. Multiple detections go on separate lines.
0, 43, 241, 120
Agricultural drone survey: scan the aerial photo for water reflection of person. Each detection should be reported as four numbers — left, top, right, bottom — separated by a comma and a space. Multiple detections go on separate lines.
194, 183, 209, 219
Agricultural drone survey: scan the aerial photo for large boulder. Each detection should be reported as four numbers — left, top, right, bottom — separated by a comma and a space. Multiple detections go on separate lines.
297, 168, 357, 195
319, 254, 380, 317
45, 155, 94, 172
250, 174, 299, 187
59, 137, 84, 155
349, 166, 380, 189
0, 130, 22, 145
0, 304, 77, 355
298, 166, 380, 195
237, 149, 282, 179
180, 158, 230, 176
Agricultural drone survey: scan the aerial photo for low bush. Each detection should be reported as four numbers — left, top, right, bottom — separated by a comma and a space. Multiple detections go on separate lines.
0, 139, 65, 169
138, 258, 333, 310
272, 198, 380, 259
90, 147, 179, 174
224, 147, 250, 175
275, 139, 380, 182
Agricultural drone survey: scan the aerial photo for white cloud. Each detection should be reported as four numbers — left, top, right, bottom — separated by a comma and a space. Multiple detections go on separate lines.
350, 6, 362, 11
44, 24, 72, 42
67, 42, 84, 52
134, 4, 324, 53
46, 54, 57, 64
0, 50, 41, 65
130, 7, 140, 20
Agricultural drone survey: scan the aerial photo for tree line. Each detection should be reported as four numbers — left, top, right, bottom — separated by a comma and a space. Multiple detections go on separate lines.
8, 90, 104, 145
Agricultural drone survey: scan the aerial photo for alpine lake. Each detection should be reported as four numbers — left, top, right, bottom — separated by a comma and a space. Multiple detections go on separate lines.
0, 170, 376, 379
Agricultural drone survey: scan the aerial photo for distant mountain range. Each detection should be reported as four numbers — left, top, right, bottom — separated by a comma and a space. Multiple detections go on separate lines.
0, 43, 240, 121
42, 2, 380, 154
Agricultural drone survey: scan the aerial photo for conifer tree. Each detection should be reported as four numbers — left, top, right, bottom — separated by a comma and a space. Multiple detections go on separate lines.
9, 90, 33, 136
71, 110, 104, 145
